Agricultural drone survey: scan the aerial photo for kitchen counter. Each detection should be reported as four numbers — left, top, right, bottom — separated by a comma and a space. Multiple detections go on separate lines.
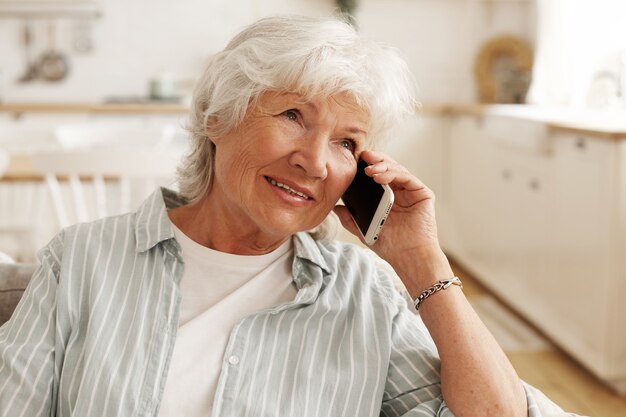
0, 102, 189, 181
420, 103, 626, 139
0, 101, 188, 115
2, 101, 624, 137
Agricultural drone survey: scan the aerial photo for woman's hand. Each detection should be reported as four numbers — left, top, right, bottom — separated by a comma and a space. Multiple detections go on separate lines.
333, 150, 448, 292
335, 150, 528, 416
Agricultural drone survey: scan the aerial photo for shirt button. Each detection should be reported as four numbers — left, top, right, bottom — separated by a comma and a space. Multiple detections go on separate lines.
228, 355, 240, 365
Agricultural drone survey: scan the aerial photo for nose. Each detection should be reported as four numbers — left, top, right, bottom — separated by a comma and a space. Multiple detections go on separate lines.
289, 134, 329, 180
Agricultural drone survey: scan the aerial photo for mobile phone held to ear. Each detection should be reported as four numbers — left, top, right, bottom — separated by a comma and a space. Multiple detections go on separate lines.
342, 159, 395, 246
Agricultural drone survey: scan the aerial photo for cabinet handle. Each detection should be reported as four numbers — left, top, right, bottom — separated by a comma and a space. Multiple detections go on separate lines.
530, 179, 540, 190
576, 137, 586, 149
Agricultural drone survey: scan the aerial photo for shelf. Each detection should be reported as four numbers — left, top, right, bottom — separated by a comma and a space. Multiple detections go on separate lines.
0, 1, 101, 19
0, 101, 189, 114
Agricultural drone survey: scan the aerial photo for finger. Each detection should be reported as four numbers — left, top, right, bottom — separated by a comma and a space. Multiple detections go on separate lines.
366, 159, 413, 185
359, 150, 396, 165
365, 163, 389, 176
372, 169, 414, 190
362, 154, 399, 178
359, 151, 430, 194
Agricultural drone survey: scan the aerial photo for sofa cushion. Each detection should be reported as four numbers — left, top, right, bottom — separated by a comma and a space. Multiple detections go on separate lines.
0, 263, 36, 326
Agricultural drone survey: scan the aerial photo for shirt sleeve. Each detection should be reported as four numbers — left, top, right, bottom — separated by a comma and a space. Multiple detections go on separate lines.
376, 267, 580, 417
378, 276, 451, 417
0, 234, 63, 417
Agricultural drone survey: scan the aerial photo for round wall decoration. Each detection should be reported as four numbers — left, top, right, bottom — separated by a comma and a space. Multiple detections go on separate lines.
474, 35, 533, 104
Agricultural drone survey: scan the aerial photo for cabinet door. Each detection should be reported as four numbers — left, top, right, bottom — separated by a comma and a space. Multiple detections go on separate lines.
609, 140, 626, 389
480, 118, 556, 301
446, 115, 494, 265
548, 132, 616, 372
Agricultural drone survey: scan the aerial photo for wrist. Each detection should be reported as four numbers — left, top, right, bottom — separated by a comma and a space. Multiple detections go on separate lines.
390, 246, 454, 298
413, 277, 463, 310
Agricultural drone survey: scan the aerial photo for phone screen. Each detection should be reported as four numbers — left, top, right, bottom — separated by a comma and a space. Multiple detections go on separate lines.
342, 159, 386, 234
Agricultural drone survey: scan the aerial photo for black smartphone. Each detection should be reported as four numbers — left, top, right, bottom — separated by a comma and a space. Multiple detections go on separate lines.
341, 159, 394, 245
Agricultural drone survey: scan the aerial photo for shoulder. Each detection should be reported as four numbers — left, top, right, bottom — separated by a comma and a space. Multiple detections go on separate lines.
313, 237, 376, 275
54, 187, 175, 258
47, 212, 139, 268
314, 238, 409, 308
60, 212, 137, 246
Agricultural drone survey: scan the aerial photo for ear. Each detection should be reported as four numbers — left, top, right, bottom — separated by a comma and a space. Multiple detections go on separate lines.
205, 116, 223, 144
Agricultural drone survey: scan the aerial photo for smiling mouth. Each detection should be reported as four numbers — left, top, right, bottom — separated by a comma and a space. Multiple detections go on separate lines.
265, 177, 311, 200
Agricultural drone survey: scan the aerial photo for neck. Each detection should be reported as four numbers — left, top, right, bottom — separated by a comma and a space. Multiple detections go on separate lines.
168, 195, 289, 255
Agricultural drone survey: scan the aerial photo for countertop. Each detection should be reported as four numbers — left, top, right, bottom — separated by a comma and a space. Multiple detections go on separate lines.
420, 103, 626, 139
0, 101, 188, 115
1, 101, 625, 138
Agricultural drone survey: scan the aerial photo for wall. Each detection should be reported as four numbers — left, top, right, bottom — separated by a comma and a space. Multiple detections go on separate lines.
357, 0, 535, 103
0, 0, 534, 104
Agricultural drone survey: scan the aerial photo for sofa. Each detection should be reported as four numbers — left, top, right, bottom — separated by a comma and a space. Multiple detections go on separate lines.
0, 263, 37, 326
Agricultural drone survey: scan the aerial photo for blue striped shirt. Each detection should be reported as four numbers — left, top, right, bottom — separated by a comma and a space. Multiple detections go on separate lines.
1, 188, 553, 416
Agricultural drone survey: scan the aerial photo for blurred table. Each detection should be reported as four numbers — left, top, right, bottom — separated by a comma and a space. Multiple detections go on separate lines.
2, 154, 40, 181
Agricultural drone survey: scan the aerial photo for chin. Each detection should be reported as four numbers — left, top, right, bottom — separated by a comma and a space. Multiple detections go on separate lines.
264, 213, 322, 238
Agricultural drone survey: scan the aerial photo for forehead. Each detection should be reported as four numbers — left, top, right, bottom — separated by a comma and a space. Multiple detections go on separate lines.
256, 91, 370, 123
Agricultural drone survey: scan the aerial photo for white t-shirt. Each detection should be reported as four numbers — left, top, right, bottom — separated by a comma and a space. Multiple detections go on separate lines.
158, 223, 298, 417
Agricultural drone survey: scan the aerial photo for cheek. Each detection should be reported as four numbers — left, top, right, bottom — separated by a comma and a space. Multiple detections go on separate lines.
329, 164, 356, 199
215, 144, 257, 193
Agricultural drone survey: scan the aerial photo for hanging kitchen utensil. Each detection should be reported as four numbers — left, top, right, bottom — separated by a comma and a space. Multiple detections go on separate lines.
17, 20, 39, 83
38, 20, 70, 82
72, 19, 93, 54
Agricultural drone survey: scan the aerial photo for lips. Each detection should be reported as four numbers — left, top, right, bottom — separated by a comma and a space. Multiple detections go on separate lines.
265, 176, 313, 200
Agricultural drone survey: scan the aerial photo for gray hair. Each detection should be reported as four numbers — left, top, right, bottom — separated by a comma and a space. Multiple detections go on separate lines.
177, 14, 417, 239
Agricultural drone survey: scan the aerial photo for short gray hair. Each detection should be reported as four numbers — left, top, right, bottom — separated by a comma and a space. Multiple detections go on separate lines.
177, 15, 416, 239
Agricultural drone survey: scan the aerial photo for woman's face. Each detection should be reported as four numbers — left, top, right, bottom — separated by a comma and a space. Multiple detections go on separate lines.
210, 91, 369, 240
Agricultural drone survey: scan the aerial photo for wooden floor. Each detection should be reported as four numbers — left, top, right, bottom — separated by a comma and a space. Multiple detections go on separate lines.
450, 259, 626, 417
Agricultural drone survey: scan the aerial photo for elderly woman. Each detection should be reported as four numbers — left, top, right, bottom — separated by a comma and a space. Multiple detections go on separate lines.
1, 15, 575, 417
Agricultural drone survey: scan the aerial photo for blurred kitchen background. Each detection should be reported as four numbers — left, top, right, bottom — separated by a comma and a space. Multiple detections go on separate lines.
1, 0, 626, 415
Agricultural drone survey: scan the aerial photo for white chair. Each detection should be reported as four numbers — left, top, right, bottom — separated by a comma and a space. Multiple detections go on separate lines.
0, 179, 48, 262
0, 150, 9, 177
29, 147, 182, 230
0, 249, 15, 264
0, 148, 52, 262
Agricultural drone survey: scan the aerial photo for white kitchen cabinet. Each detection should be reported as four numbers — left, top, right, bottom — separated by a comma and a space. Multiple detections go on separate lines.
445, 115, 495, 269
547, 132, 624, 391
445, 115, 555, 287
485, 118, 556, 295
442, 114, 626, 394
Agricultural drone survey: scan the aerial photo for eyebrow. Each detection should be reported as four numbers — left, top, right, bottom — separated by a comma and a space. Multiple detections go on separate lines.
346, 127, 367, 135
293, 95, 369, 136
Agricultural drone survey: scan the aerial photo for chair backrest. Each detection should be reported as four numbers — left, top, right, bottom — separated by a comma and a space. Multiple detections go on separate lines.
30, 147, 182, 229
0, 148, 51, 262
0, 250, 14, 264
0, 263, 36, 326
0, 150, 9, 178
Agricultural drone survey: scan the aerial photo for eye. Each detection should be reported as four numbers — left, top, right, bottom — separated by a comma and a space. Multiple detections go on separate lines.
339, 139, 357, 153
282, 109, 299, 122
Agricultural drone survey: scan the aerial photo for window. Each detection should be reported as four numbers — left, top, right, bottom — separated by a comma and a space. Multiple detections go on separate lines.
527, 0, 626, 107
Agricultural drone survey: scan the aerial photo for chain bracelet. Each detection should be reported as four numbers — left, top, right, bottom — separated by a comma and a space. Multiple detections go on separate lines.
413, 277, 463, 310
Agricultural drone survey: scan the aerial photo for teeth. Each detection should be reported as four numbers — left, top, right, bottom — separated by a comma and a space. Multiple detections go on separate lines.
267, 178, 310, 199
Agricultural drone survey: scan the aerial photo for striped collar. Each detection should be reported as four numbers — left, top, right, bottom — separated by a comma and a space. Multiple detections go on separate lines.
134, 187, 184, 253
133, 188, 332, 275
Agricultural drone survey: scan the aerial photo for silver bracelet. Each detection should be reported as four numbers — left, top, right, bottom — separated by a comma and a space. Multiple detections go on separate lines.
413, 277, 463, 310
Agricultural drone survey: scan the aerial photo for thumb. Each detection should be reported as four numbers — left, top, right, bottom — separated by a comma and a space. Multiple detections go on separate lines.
332, 205, 361, 239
